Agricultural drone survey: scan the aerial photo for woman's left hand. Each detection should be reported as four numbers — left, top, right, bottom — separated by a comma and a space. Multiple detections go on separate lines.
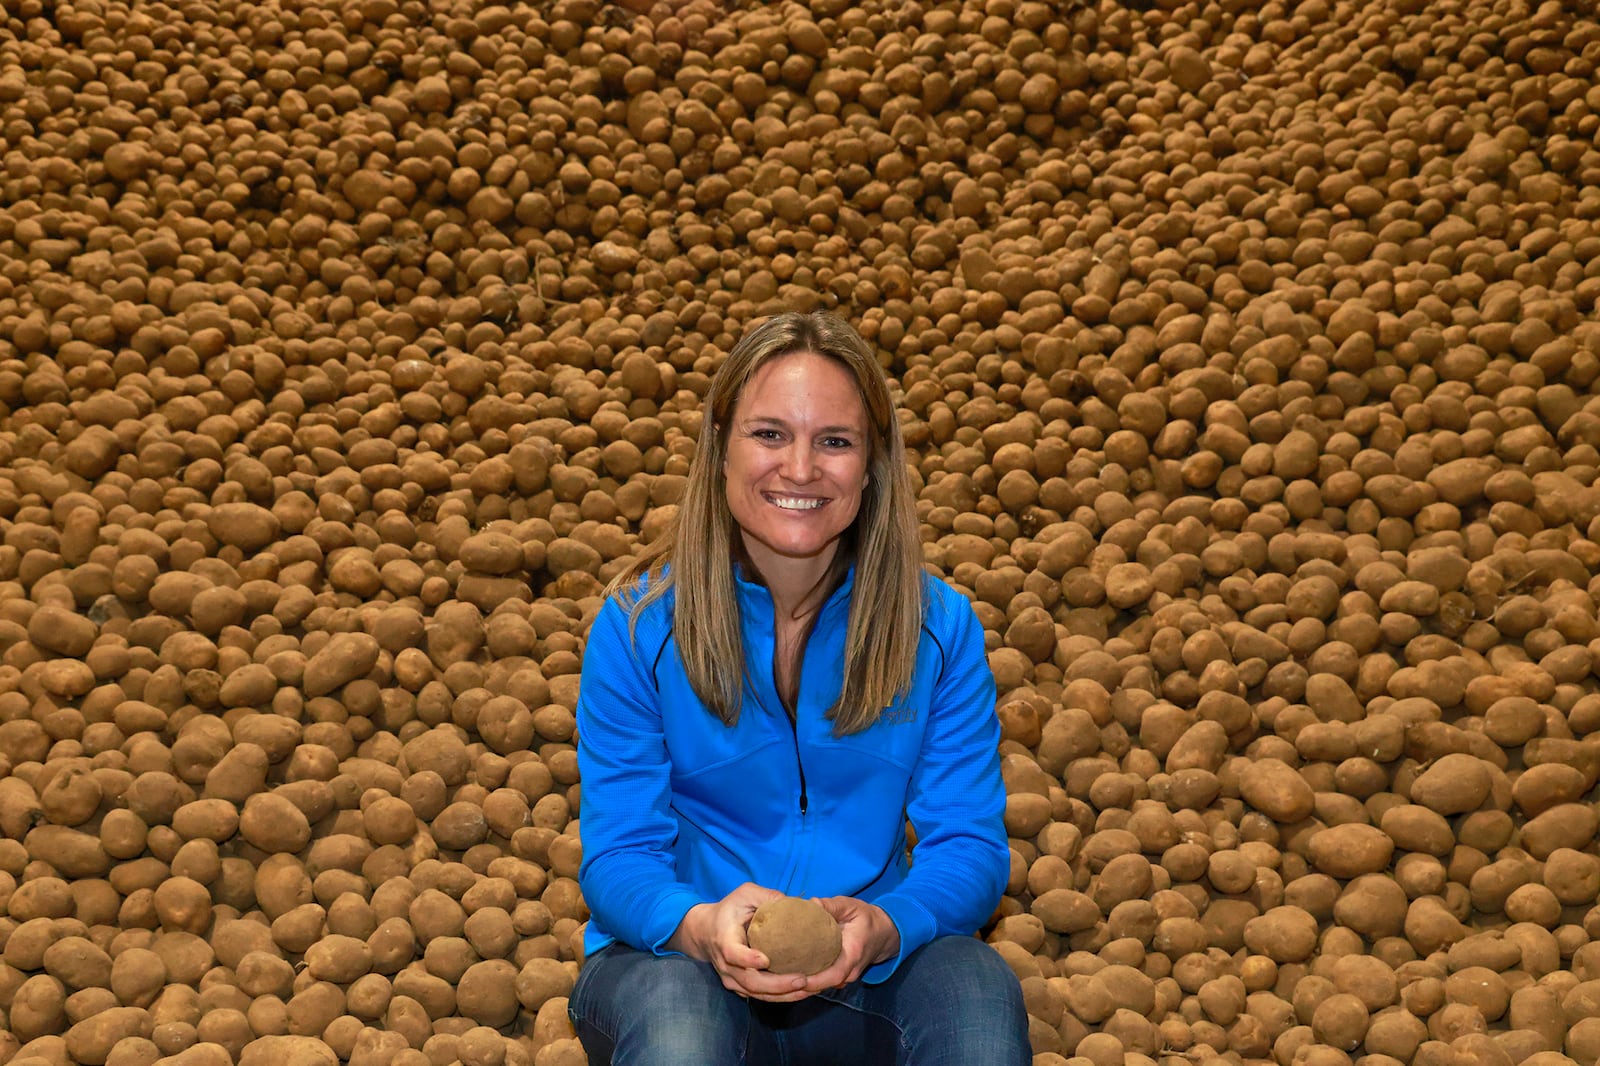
801, 896, 901, 991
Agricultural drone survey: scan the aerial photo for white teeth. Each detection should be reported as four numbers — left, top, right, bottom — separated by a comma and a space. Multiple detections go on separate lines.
770, 495, 825, 511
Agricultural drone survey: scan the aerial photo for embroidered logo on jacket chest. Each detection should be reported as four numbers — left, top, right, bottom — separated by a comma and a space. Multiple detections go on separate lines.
880, 705, 919, 725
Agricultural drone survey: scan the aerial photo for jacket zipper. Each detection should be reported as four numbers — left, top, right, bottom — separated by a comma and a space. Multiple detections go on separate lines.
778, 626, 809, 817
764, 586, 813, 817
758, 676, 810, 816
790, 711, 808, 815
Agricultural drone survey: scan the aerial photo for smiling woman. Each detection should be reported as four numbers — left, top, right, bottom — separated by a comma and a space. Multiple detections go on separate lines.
568, 312, 1031, 1066
723, 352, 872, 713
608, 311, 925, 735
724, 355, 868, 604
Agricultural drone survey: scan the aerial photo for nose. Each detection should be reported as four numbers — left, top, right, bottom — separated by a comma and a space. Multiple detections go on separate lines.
778, 440, 819, 484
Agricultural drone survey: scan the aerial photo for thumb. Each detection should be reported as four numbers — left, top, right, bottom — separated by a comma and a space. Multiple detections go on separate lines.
736, 882, 786, 906
811, 896, 856, 921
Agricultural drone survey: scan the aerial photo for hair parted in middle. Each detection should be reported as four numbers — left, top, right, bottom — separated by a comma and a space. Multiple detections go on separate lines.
606, 310, 925, 736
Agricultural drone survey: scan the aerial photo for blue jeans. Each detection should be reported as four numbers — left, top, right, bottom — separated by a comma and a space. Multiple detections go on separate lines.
569, 935, 1030, 1066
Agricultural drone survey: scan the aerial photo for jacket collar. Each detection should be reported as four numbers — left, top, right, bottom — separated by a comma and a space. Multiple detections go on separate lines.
733, 559, 855, 626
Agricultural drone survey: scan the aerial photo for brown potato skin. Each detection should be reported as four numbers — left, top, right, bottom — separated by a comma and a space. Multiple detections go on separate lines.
747, 898, 843, 976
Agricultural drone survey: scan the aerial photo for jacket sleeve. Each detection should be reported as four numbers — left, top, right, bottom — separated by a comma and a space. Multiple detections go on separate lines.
575, 597, 708, 953
863, 588, 1009, 983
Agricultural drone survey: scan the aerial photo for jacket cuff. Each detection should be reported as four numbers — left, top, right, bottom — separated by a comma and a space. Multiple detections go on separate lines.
642, 887, 710, 955
862, 894, 938, 984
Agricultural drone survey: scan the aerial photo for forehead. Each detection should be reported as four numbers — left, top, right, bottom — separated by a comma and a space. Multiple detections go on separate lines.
737, 351, 866, 422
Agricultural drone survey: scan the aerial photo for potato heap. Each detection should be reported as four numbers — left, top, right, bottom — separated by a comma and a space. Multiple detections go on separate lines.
1, 0, 1598, 1064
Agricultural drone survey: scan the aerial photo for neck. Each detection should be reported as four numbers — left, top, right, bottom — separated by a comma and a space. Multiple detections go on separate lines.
740, 538, 840, 619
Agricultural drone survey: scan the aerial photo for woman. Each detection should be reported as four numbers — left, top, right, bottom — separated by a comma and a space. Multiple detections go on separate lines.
570, 311, 1030, 1065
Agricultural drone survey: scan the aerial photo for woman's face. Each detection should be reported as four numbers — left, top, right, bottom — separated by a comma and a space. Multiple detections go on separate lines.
723, 351, 871, 582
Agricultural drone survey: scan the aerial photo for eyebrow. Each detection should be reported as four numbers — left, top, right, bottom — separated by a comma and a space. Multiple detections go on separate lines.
741, 415, 863, 435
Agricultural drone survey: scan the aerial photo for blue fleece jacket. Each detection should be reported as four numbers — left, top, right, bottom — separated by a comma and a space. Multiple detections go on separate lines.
574, 566, 1009, 983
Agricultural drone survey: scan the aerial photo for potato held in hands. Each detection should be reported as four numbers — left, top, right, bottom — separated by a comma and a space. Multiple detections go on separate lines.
747, 897, 843, 975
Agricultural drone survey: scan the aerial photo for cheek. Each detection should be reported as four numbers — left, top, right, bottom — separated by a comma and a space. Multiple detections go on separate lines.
836, 457, 870, 500
852, 452, 872, 485
722, 445, 758, 484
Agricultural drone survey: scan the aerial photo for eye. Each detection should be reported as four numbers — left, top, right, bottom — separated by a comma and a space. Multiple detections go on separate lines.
820, 436, 855, 449
752, 428, 783, 442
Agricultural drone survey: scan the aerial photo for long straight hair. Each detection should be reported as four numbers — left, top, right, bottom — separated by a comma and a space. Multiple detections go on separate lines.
607, 312, 924, 735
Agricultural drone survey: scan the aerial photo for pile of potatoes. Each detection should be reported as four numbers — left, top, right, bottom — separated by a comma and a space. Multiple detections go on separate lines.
2, 0, 1599, 1064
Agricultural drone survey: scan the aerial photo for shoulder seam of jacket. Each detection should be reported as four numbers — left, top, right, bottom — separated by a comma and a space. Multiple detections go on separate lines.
921, 620, 948, 682
649, 623, 674, 689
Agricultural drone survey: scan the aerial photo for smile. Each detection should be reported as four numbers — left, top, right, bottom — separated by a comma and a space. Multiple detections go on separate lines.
766, 494, 827, 511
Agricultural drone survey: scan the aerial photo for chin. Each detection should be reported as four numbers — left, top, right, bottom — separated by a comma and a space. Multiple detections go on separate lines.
746, 528, 847, 564
764, 536, 836, 559
778, 541, 839, 561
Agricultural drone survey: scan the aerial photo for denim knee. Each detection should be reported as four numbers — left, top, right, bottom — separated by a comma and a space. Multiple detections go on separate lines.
849, 935, 1031, 1066
570, 945, 749, 1066
908, 935, 1025, 1007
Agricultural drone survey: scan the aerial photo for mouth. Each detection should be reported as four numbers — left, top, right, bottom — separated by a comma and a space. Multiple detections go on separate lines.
764, 492, 827, 512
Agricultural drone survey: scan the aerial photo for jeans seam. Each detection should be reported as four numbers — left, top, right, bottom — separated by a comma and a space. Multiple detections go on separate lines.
814, 991, 911, 1062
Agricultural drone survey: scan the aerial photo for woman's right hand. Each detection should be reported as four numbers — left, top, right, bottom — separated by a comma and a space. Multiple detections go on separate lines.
667, 883, 814, 1002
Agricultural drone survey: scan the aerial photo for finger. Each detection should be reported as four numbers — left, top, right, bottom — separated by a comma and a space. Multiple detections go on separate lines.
841, 944, 878, 985
802, 960, 852, 992
802, 939, 868, 992
748, 988, 817, 1004
810, 896, 855, 921
724, 944, 768, 970
723, 965, 809, 999
712, 924, 766, 966
718, 975, 817, 1004
735, 883, 785, 906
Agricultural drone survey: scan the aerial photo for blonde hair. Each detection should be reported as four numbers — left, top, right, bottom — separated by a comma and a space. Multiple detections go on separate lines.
608, 311, 924, 735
